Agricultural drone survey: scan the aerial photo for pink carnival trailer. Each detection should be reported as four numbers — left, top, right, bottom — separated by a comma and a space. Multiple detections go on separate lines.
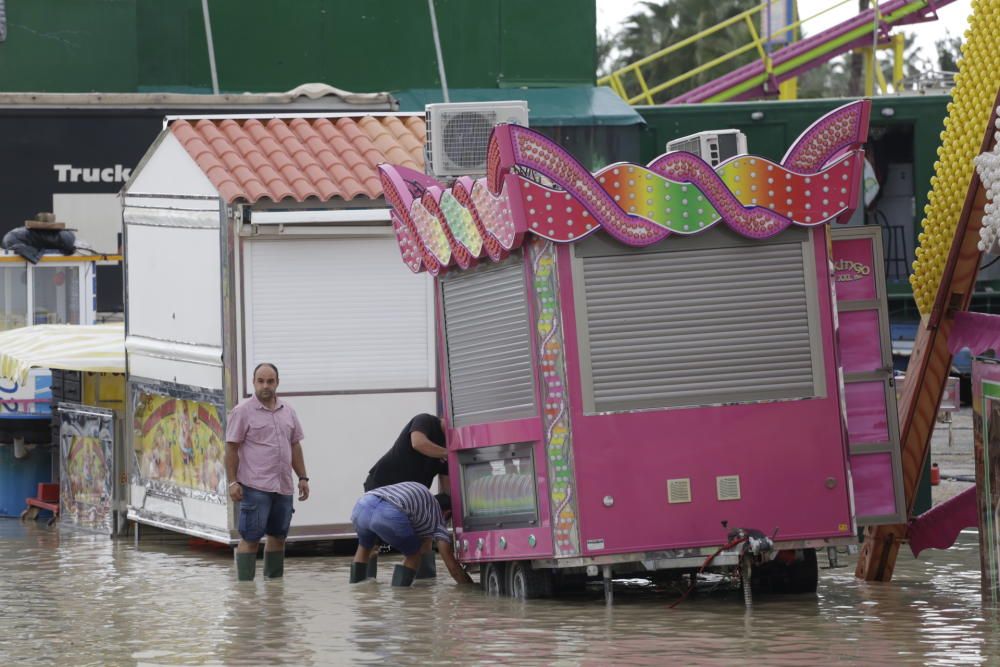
380, 100, 905, 603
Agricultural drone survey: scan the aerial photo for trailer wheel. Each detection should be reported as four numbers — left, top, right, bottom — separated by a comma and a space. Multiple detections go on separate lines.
481, 562, 507, 596
506, 560, 552, 600
786, 548, 818, 594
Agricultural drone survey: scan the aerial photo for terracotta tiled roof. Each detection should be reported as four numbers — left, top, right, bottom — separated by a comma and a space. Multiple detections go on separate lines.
170, 114, 425, 203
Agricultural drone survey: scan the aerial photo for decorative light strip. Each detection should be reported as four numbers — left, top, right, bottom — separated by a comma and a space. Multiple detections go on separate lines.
378, 100, 869, 274
529, 238, 580, 557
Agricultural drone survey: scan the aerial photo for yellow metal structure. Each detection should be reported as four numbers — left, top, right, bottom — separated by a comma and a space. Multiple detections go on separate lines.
599, 0, 908, 105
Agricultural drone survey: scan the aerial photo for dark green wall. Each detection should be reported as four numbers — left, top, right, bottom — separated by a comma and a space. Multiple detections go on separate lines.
0, 0, 595, 93
0, 1, 139, 92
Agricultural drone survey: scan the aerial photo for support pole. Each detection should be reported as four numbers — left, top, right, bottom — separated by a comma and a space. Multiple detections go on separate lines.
427, 0, 449, 103
201, 0, 220, 95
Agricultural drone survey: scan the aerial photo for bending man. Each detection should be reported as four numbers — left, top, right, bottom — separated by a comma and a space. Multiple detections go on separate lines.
349, 481, 472, 587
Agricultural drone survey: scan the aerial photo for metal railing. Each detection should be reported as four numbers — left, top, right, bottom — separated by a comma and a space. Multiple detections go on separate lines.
598, 0, 902, 105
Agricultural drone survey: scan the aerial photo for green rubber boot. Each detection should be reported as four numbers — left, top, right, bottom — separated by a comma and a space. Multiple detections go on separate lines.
263, 550, 285, 578
350, 562, 368, 583
236, 552, 257, 581
391, 564, 416, 587
415, 551, 437, 579
366, 558, 378, 580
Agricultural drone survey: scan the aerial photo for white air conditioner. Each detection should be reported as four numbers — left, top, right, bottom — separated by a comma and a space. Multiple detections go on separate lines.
425, 101, 529, 179
666, 129, 748, 167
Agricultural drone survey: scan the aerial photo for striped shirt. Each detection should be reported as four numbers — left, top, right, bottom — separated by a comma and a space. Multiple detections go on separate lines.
368, 482, 450, 542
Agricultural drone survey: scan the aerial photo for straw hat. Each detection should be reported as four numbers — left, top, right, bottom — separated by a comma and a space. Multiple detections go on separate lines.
24, 212, 66, 230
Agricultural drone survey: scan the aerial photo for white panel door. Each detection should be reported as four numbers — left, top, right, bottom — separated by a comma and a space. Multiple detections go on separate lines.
126, 224, 221, 347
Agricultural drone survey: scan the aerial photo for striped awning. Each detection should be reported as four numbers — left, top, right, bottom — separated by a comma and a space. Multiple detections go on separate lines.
0, 323, 124, 383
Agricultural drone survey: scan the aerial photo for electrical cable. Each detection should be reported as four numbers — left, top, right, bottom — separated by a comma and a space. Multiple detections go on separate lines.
668, 535, 748, 609
980, 255, 1000, 271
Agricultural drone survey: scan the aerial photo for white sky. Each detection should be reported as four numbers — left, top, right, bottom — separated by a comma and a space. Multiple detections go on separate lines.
597, 0, 975, 67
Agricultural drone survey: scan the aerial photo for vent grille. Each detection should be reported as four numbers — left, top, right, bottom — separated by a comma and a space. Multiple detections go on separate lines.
425, 101, 529, 178
716, 475, 741, 501
667, 478, 692, 504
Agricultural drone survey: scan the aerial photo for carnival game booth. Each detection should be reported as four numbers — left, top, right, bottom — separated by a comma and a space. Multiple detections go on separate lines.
120, 113, 438, 544
380, 100, 906, 602
0, 249, 119, 517
0, 323, 125, 534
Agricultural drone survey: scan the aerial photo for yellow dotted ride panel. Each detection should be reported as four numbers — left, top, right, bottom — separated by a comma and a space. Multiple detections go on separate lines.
911, 0, 1000, 314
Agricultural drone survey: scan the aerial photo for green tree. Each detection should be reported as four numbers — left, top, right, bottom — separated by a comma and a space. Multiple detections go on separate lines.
935, 32, 962, 72
797, 57, 851, 99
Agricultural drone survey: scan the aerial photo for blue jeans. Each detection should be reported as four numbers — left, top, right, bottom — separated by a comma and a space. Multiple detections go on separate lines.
238, 485, 294, 542
351, 494, 421, 556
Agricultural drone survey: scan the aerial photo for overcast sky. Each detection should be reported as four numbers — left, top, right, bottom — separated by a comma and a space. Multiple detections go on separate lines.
597, 0, 974, 66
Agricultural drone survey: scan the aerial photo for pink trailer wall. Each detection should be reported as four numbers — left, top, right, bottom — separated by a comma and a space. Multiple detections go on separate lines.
554, 228, 854, 557
382, 101, 874, 563
831, 228, 906, 525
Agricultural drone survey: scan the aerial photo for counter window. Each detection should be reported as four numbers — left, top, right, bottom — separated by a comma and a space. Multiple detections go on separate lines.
457, 442, 538, 531
0, 265, 27, 331
34, 266, 81, 325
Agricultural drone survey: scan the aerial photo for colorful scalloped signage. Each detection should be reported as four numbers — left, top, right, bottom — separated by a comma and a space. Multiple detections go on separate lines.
377, 100, 870, 274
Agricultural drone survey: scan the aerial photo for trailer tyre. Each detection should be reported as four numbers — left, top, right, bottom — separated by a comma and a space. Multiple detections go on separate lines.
506, 560, 552, 600
481, 562, 507, 596
786, 548, 818, 594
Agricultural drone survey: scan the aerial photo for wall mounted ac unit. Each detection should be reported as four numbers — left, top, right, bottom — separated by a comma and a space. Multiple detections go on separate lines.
425, 100, 529, 179
666, 129, 748, 167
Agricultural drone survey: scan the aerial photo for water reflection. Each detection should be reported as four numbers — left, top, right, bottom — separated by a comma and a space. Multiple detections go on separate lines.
1, 522, 998, 665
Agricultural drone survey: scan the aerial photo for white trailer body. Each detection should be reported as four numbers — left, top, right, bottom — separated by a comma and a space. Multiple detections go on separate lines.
122, 114, 435, 543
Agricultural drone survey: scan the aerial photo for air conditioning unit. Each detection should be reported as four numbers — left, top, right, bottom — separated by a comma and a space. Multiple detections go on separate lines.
425, 101, 529, 179
666, 129, 748, 167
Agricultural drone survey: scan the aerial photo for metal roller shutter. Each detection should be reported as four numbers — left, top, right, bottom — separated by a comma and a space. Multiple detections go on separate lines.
244, 236, 434, 393
577, 231, 821, 412
441, 253, 537, 426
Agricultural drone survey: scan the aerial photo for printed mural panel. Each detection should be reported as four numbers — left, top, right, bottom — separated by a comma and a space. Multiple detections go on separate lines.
974, 365, 1000, 603
127, 380, 230, 541
58, 404, 114, 534
132, 384, 226, 498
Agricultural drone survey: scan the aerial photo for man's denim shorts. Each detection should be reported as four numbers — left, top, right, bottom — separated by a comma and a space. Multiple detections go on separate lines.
351, 493, 421, 556
238, 485, 294, 542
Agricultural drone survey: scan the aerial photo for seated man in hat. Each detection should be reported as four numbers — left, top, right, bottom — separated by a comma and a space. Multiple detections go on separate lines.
349, 481, 473, 587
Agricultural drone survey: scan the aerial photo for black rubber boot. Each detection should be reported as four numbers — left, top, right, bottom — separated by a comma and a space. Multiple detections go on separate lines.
350, 562, 368, 583
263, 550, 284, 578
236, 552, 256, 581
391, 564, 416, 587
415, 551, 437, 579
366, 558, 378, 580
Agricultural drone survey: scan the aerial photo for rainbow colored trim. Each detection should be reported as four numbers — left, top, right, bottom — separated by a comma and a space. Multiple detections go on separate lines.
379, 100, 870, 275
528, 238, 580, 557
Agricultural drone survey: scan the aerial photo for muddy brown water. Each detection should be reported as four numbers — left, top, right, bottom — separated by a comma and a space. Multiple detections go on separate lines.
2, 521, 997, 666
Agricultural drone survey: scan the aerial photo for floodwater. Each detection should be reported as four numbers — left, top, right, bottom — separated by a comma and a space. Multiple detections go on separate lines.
2, 522, 998, 666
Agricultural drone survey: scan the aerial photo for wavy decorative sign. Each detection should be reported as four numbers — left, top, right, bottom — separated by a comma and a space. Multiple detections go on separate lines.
378, 100, 870, 274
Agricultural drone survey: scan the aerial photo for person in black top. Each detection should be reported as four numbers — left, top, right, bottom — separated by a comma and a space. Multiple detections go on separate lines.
361, 413, 450, 580
363, 413, 449, 492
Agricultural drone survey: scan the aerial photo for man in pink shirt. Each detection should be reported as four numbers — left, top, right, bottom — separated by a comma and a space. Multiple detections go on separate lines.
225, 362, 310, 581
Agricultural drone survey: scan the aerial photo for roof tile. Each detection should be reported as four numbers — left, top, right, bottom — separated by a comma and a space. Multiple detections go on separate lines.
171, 114, 425, 204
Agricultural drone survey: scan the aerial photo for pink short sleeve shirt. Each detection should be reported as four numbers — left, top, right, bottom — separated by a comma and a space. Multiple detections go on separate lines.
225, 395, 304, 495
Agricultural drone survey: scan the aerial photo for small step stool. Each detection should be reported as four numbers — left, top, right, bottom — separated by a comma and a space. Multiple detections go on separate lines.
20, 482, 59, 526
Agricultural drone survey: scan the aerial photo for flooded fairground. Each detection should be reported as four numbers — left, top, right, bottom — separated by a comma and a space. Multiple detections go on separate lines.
2, 520, 997, 666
